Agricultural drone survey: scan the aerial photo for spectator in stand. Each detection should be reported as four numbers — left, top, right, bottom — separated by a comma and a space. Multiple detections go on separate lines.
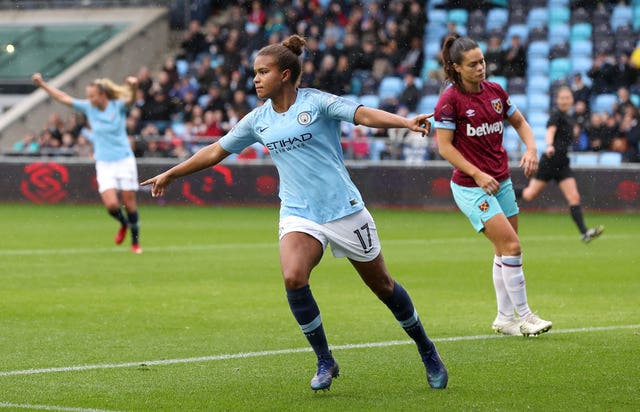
621, 106, 640, 162
398, 73, 421, 113
586, 112, 615, 151
141, 88, 174, 133
502, 35, 527, 79
334, 55, 353, 96
12, 132, 40, 154
572, 99, 590, 151
397, 36, 424, 78
179, 19, 208, 62
136, 66, 153, 99
485, 36, 504, 77
197, 109, 225, 139
613, 87, 637, 123
615, 52, 639, 90
570, 73, 591, 108
588, 53, 618, 95
203, 83, 226, 114
315, 54, 340, 95
161, 57, 180, 87
195, 54, 218, 93
299, 60, 316, 89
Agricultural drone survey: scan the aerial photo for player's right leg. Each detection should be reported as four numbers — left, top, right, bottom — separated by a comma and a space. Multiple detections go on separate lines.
279, 225, 337, 391
101, 188, 128, 244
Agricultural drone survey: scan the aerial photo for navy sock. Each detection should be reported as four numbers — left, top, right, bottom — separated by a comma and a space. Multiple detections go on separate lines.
127, 210, 140, 245
382, 282, 434, 355
286, 285, 331, 359
108, 208, 128, 227
570, 205, 588, 234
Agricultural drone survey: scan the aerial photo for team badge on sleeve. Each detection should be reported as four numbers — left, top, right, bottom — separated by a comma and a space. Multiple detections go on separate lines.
491, 99, 503, 114
478, 200, 490, 212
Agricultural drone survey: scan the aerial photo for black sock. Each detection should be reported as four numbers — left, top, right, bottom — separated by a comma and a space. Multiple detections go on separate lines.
286, 285, 331, 359
108, 208, 128, 227
570, 205, 588, 234
381, 282, 434, 356
514, 187, 523, 200
127, 210, 140, 245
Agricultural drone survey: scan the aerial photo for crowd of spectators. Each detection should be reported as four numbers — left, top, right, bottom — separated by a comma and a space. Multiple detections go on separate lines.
9, 0, 640, 163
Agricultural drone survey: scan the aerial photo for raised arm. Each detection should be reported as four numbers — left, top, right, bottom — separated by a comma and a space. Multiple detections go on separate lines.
354, 106, 432, 136
124, 76, 139, 106
140, 141, 232, 197
32, 73, 73, 107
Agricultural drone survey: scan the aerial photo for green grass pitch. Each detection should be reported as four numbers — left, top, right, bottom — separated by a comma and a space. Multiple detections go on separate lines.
1, 204, 638, 411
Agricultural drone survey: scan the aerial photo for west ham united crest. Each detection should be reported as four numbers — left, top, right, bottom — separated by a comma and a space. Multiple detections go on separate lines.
297, 111, 311, 125
478, 200, 490, 212
491, 98, 503, 114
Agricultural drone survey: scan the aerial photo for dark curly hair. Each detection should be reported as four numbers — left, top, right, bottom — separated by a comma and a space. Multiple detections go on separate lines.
257, 35, 306, 86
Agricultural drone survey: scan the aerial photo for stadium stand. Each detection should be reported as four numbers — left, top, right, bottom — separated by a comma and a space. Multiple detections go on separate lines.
2, 0, 639, 164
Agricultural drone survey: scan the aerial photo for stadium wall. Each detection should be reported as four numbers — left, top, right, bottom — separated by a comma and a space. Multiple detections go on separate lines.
1, 158, 639, 212
0, 7, 169, 150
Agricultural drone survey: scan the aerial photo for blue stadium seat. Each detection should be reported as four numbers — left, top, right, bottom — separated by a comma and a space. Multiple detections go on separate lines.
176, 59, 189, 77
503, 126, 522, 157
505, 24, 529, 43
487, 75, 507, 90
486, 8, 509, 32
527, 92, 550, 113
548, 23, 570, 46
378, 76, 405, 100
611, 4, 633, 31
549, 58, 572, 82
570, 152, 600, 166
549, 6, 570, 26
528, 57, 550, 76
527, 111, 549, 128
592, 94, 617, 114
570, 23, 593, 42
599, 151, 623, 166
359, 94, 380, 109
548, 0, 569, 6
570, 56, 593, 76
526, 75, 551, 95
509, 93, 528, 114
417, 94, 439, 114
527, 8, 549, 29
448, 8, 468, 26
570, 40, 593, 58
527, 41, 550, 59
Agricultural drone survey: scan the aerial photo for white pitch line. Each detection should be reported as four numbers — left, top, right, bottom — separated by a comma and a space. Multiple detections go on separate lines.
0, 234, 636, 256
0, 403, 119, 412
0, 324, 637, 378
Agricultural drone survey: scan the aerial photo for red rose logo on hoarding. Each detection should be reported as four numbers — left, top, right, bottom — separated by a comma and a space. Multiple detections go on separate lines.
21, 162, 69, 203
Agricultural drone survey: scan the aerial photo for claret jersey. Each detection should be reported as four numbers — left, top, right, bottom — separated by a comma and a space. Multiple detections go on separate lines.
219, 88, 364, 224
434, 81, 517, 187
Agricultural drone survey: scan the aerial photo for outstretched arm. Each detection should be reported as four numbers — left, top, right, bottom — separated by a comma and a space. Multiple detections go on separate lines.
32, 73, 73, 107
140, 141, 232, 197
354, 106, 432, 136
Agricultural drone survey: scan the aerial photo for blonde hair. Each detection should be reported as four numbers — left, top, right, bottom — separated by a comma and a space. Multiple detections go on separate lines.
91, 78, 131, 100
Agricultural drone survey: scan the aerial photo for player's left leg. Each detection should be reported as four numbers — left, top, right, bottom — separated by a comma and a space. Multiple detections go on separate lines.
351, 254, 448, 389
558, 177, 604, 242
121, 190, 141, 253
101, 188, 129, 245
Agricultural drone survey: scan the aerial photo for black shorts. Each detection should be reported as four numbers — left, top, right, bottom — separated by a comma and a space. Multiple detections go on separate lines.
534, 152, 573, 182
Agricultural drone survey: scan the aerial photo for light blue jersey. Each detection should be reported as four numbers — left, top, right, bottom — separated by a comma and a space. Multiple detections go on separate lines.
219, 88, 363, 224
72, 98, 133, 162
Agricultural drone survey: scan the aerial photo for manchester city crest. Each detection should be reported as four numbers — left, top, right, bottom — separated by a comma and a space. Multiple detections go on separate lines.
297, 111, 312, 125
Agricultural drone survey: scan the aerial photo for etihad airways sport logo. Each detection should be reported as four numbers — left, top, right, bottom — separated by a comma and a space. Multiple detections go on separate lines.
467, 121, 503, 137
265, 133, 313, 154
